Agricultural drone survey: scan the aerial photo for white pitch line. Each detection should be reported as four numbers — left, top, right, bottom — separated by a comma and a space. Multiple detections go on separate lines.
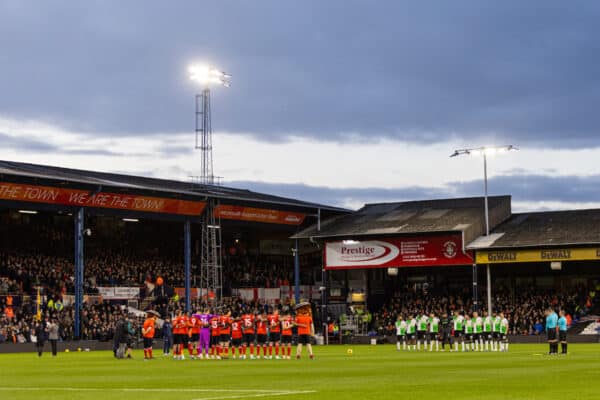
0, 388, 304, 393
192, 391, 317, 400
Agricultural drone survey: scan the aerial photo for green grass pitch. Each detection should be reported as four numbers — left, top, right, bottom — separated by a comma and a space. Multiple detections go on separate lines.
1, 344, 599, 400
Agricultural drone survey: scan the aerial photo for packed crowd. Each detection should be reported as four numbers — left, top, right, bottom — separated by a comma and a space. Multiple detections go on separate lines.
373, 286, 592, 337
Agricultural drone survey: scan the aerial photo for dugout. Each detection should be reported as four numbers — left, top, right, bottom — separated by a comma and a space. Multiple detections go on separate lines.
292, 196, 513, 322
0, 160, 347, 338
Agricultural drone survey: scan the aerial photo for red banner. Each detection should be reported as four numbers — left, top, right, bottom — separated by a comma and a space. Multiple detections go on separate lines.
214, 205, 306, 225
324, 234, 473, 270
0, 182, 206, 216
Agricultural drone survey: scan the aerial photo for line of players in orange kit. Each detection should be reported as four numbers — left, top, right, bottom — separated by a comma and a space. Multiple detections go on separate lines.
168, 307, 314, 361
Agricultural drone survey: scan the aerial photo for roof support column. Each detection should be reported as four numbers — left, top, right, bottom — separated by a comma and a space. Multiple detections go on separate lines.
294, 239, 300, 304
472, 261, 478, 312
73, 207, 84, 340
184, 220, 191, 313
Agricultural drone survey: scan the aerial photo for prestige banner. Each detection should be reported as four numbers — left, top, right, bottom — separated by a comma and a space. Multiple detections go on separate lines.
0, 182, 206, 216
214, 205, 306, 225
324, 234, 472, 270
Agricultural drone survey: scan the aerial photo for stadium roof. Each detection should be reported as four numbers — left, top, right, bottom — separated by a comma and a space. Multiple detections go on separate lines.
467, 209, 600, 249
0, 160, 348, 213
292, 195, 512, 244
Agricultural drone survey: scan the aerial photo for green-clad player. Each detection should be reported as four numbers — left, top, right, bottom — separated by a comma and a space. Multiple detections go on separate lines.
428, 313, 440, 352
472, 312, 483, 352
416, 313, 428, 351
395, 315, 407, 351
499, 312, 509, 352
464, 315, 474, 351
483, 311, 493, 352
453, 311, 465, 352
407, 314, 417, 351
492, 312, 502, 352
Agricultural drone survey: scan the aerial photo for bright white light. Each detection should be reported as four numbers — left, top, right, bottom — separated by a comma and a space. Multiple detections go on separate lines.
189, 64, 230, 87
207, 224, 221, 229
18, 210, 38, 214
122, 218, 139, 222
342, 240, 360, 245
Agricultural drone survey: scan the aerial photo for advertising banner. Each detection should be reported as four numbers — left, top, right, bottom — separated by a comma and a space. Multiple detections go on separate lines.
214, 205, 305, 225
324, 235, 472, 270
476, 247, 600, 264
96, 287, 140, 299
0, 181, 206, 216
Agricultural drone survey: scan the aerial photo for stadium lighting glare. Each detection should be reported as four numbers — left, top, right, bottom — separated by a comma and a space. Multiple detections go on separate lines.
122, 218, 139, 222
18, 210, 38, 214
189, 64, 231, 88
207, 224, 221, 229
450, 144, 518, 317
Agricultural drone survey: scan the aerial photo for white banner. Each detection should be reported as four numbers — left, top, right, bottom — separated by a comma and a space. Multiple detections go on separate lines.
97, 287, 140, 299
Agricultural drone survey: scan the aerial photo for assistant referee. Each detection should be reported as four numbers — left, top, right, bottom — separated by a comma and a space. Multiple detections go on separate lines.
558, 310, 568, 355
545, 307, 558, 355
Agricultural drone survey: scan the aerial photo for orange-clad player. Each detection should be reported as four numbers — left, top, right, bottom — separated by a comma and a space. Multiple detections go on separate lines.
241, 311, 255, 359
230, 313, 243, 359
256, 312, 269, 359
267, 308, 281, 359
295, 302, 314, 359
188, 312, 202, 359
280, 311, 294, 359
142, 310, 159, 360
209, 313, 221, 359
172, 309, 188, 360
219, 311, 232, 358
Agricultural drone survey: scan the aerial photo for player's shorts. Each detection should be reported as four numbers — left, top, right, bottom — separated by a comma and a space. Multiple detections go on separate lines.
453, 330, 463, 338
428, 332, 438, 341
210, 335, 220, 346
473, 333, 481, 341
190, 333, 200, 342
232, 338, 242, 347
396, 334, 406, 342
173, 334, 184, 345
181, 335, 189, 345
407, 333, 416, 341
256, 334, 268, 344
143, 337, 153, 348
298, 334, 311, 345
269, 332, 281, 343
220, 334, 231, 343
492, 332, 500, 340
559, 331, 567, 342
417, 331, 426, 340
483, 332, 492, 340
281, 335, 292, 344
501, 334, 507, 342
465, 334, 473, 342
547, 329, 557, 341
243, 333, 255, 345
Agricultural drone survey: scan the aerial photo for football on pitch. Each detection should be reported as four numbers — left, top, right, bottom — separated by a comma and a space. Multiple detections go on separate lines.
347, 348, 353, 355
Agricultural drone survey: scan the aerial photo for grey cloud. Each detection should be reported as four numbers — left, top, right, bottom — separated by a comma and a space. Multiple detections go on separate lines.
0, 1, 599, 148
227, 173, 600, 210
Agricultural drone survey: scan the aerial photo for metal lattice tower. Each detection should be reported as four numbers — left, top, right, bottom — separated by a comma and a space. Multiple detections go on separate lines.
191, 65, 229, 305
196, 90, 222, 303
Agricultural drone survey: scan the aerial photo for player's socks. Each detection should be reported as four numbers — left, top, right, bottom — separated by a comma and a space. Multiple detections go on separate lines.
454, 342, 458, 352
188, 343, 194, 356
416, 340, 420, 351
263, 345, 267, 357
269, 345, 273, 356
402, 342, 406, 350
144, 349, 148, 359
250, 344, 255, 355
287, 346, 292, 357
275, 343, 280, 356
435, 341, 439, 351
562, 343, 567, 354
461, 342, 465, 352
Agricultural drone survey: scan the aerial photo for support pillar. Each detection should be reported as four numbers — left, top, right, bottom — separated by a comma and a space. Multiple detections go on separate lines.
74, 207, 84, 340
184, 220, 191, 313
294, 239, 300, 304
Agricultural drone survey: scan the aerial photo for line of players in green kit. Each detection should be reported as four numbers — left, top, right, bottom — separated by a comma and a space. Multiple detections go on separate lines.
395, 310, 509, 352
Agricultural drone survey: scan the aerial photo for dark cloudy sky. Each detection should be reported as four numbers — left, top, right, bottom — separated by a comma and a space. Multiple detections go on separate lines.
1, 1, 599, 210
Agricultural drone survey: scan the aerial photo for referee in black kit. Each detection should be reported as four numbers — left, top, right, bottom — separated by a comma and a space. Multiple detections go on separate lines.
545, 307, 559, 355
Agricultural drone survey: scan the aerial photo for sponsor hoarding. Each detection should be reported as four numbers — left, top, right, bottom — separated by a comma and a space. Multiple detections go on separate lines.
214, 205, 305, 225
324, 234, 472, 270
476, 247, 600, 264
0, 182, 206, 216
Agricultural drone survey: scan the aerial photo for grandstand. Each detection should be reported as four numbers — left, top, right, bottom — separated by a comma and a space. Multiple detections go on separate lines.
1, 160, 599, 349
